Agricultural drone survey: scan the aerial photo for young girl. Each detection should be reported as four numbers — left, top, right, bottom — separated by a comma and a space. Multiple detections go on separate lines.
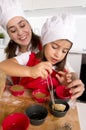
0, 13, 84, 99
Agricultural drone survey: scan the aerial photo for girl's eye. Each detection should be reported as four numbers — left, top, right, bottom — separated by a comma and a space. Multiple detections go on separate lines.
63, 50, 69, 53
52, 44, 58, 49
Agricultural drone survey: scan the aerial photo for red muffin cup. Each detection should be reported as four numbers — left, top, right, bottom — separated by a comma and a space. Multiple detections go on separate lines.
32, 89, 50, 103
10, 85, 24, 96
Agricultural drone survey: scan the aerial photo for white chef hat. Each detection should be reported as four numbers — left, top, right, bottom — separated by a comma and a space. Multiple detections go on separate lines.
41, 13, 76, 46
0, 0, 26, 30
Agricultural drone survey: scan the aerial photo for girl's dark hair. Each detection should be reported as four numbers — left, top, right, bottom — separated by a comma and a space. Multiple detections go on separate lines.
5, 31, 41, 59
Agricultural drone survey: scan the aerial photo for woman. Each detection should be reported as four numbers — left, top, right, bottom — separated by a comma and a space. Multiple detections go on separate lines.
0, 0, 42, 58
0, 0, 52, 80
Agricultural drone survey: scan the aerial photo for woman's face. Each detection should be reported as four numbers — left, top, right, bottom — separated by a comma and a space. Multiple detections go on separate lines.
7, 16, 32, 47
44, 39, 72, 65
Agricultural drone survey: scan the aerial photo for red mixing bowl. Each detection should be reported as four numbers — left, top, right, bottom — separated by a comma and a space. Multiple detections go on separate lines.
55, 85, 72, 100
2, 113, 30, 130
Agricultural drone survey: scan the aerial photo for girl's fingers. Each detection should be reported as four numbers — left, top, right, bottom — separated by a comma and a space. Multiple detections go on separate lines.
57, 71, 65, 76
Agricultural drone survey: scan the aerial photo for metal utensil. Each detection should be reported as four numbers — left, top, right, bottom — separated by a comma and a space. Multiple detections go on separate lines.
47, 75, 55, 104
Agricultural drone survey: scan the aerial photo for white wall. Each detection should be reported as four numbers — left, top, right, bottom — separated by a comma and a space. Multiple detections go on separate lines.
28, 16, 49, 35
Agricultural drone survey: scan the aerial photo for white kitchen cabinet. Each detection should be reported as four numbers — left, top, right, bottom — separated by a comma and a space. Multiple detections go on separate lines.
21, 0, 85, 11
21, 0, 33, 10
67, 52, 82, 78
33, 0, 85, 10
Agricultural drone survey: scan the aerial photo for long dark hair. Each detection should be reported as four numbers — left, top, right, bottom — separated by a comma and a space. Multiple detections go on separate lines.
5, 31, 41, 59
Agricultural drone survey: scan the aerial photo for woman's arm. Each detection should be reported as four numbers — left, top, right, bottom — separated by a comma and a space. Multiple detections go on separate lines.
0, 58, 52, 79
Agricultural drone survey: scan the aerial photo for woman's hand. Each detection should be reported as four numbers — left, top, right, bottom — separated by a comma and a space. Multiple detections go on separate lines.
67, 79, 85, 100
29, 61, 52, 79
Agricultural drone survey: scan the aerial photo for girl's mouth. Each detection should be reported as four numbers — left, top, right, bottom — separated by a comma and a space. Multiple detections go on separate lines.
51, 58, 58, 64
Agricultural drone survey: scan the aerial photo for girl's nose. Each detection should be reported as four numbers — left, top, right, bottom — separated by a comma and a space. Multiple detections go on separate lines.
55, 49, 62, 58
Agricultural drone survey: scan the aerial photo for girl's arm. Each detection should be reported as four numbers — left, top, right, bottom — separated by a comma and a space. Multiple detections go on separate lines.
0, 58, 52, 79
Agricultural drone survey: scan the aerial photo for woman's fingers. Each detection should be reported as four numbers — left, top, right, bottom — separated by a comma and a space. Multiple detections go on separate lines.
70, 87, 84, 100
29, 61, 52, 79
67, 79, 85, 100
43, 62, 52, 74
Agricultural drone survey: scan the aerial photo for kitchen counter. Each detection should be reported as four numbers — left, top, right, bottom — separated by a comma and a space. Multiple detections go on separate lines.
0, 89, 85, 130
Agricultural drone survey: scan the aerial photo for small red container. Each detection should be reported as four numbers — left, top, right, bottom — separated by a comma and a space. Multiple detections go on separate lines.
10, 85, 24, 96
2, 113, 30, 130
32, 89, 49, 103
55, 85, 72, 100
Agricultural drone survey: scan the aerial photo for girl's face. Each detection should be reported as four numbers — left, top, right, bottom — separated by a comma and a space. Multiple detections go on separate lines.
44, 39, 72, 65
7, 16, 32, 47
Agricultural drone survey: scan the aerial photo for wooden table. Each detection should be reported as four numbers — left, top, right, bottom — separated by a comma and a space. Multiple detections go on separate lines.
0, 89, 81, 130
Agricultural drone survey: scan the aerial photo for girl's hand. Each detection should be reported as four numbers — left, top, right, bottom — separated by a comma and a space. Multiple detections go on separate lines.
56, 71, 72, 85
56, 71, 85, 100
29, 61, 52, 79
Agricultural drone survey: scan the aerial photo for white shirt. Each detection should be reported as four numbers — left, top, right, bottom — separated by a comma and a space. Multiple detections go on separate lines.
15, 51, 31, 65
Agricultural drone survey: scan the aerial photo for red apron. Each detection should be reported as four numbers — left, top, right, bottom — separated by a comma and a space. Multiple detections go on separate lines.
11, 42, 42, 85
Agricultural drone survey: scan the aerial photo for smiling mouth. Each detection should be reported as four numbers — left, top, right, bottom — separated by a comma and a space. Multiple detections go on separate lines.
19, 36, 27, 40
